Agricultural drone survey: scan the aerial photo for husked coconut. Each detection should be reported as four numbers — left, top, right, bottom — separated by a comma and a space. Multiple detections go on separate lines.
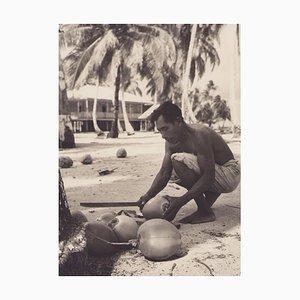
108, 215, 139, 242
137, 219, 182, 261
96, 211, 117, 225
142, 195, 170, 219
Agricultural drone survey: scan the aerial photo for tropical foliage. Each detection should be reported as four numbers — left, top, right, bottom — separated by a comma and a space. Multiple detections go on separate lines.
192, 80, 231, 128
59, 26, 76, 148
59, 24, 229, 137
62, 24, 177, 137
160, 25, 222, 107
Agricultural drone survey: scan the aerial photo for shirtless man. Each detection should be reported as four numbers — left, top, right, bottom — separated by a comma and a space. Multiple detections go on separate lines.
137, 101, 240, 224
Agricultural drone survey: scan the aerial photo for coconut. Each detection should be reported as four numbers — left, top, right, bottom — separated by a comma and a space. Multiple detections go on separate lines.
96, 211, 117, 225
137, 219, 182, 261
108, 215, 139, 242
85, 221, 119, 256
59, 156, 73, 168
71, 210, 88, 225
80, 154, 93, 164
116, 148, 127, 158
142, 195, 170, 220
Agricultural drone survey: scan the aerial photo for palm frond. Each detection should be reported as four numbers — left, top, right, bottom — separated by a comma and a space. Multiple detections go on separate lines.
66, 24, 178, 102
121, 64, 132, 88
201, 39, 220, 70
72, 30, 118, 88
105, 49, 121, 86
124, 81, 143, 96
71, 36, 102, 88
145, 78, 156, 97
149, 25, 177, 66
140, 29, 177, 95
195, 55, 206, 78
123, 40, 144, 72
129, 26, 177, 68
97, 48, 116, 84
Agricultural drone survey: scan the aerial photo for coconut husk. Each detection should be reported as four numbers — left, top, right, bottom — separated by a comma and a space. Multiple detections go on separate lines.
116, 148, 127, 158
59, 156, 73, 168
80, 154, 93, 164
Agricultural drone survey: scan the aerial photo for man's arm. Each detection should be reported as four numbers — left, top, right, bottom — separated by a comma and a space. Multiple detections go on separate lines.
138, 143, 173, 207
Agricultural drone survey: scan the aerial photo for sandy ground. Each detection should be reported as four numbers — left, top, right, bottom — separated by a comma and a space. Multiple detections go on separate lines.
60, 131, 241, 276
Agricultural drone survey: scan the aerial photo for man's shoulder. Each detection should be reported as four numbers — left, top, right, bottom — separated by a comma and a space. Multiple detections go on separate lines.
191, 124, 213, 139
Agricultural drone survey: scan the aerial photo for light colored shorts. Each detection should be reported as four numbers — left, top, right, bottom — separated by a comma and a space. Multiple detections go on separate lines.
171, 152, 240, 193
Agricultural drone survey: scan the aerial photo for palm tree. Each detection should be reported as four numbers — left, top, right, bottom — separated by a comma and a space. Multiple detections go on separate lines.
61, 24, 107, 135
161, 24, 222, 121
59, 170, 87, 275
69, 24, 177, 138
195, 102, 215, 127
212, 95, 232, 130
182, 24, 198, 123
59, 26, 76, 148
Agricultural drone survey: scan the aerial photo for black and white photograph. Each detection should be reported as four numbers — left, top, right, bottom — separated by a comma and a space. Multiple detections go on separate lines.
59, 24, 241, 276
2, 0, 300, 298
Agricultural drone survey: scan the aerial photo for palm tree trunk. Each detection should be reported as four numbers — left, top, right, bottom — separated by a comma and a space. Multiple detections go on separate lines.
181, 24, 198, 123
59, 55, 75, 148
118, 119, 124, 133
59, 170, 72, 240
121, 90, 135, 135
154, 92, 158, 104
92, 76, 104, 135
59, 170, 87, 275
190, 63, 199, 91
120, 64, 134, 135
228, 24, 240, 138
109, 64, 121, 138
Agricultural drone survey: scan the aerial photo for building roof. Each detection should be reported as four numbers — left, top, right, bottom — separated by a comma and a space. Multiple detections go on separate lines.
138, 103, 160, 120
67, 85, 153, 104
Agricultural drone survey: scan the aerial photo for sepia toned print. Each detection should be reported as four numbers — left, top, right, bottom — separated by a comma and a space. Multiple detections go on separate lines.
59, 24, 240, 276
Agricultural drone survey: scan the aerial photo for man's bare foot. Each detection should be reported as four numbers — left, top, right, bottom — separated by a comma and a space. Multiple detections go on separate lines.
179, 208, 216, 224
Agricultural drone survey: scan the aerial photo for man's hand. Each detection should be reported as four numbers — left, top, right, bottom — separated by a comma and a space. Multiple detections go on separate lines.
137, 194, 152, 211
162, 195, 184, 222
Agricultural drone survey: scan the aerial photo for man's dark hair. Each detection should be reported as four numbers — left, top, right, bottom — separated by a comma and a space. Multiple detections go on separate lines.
150, 101, 183, 124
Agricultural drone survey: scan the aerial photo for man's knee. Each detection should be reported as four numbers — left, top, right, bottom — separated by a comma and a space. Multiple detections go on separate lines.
171, 153, 201, 175
171, 157, 198, 184
171, 157, 188, 174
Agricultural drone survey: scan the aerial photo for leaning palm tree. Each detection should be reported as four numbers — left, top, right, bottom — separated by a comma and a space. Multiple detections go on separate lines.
70, 24, 177, 138
182, 24, 198, 123
161, 24, 222, 121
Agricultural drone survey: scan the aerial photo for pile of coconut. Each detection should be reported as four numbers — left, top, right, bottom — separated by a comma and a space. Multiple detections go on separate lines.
70, 195, 182, 261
